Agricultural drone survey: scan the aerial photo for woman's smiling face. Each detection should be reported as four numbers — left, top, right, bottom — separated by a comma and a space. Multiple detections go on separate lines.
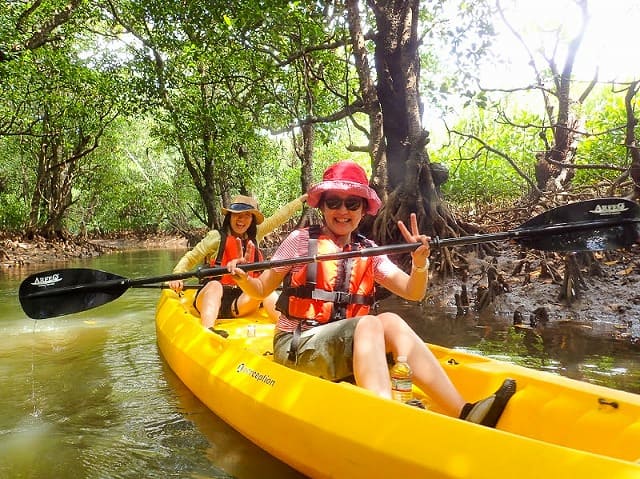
229, 211, 254, 236
321, 193, 365, 239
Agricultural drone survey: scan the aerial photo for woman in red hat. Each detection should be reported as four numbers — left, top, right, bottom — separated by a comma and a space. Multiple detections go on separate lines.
228, 161, 515, 426
168, 193, 306, 332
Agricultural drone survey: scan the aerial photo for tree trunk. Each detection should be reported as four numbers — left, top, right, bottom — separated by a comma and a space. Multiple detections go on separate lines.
298, 122, 314, 194
292, 46, 329, 226
624, 81, 640, 200
362, 0, 461, 274
297, 122, 315, 224
346, 0, 387, 200
27, 123, 78, 239
531, 0, 589, 200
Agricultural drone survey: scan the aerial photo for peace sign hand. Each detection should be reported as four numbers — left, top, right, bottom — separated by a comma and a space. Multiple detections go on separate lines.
397, 212, 431, 268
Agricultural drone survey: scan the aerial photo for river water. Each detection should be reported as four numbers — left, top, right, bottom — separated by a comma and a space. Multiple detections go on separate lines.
2, 248, 640, 478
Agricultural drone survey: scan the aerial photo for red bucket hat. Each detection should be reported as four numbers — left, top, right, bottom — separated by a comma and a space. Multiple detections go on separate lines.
307, 161, 381, 215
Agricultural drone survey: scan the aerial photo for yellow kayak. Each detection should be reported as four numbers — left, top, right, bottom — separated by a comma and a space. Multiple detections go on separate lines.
156, 289, 640, 479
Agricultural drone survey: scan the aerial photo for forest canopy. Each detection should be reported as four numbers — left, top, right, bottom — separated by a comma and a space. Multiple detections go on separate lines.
0, 0, 638, 241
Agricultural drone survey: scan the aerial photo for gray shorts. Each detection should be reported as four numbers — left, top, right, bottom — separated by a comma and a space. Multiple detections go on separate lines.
273, 318, 362, 381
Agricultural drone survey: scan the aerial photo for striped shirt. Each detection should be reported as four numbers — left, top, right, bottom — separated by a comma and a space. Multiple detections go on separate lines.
272, 228, 398, 332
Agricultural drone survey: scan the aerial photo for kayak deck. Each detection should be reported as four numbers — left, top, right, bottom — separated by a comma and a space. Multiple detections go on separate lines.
156, 289, 640, 478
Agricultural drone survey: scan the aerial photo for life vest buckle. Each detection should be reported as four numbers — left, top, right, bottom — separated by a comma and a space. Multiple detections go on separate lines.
332, 291, 351, 304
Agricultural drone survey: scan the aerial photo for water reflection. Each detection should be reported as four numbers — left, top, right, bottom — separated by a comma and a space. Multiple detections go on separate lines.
385, 298, 640, 394
2, 249, 640, 479
1, 323, 117, 478
1, 249, 303, 479
160, 360, 302, 478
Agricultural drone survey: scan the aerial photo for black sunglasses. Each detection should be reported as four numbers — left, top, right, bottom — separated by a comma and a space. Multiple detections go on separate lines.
324, 196, 364, 211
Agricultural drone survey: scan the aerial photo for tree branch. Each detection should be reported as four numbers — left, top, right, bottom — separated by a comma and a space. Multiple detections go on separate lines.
449, 127, 540, 193
269, 99, 365, 135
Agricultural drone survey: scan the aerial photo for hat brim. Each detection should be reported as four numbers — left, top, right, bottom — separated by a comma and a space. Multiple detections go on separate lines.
307, 180, 381, 215
221, 204, 265, 224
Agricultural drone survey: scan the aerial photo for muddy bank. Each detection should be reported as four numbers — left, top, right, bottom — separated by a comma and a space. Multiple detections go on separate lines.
3, 232, 640, 344
425, 243, 640, 345
0, 233, 187, 269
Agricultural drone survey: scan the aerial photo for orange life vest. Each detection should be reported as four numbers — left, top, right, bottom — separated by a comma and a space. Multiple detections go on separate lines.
277, 226, 376, 324
209, 232, 264, 286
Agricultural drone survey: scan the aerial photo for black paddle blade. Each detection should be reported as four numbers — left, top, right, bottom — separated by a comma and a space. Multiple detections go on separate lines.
515, 198, 640, 252
19, 268, 129, 319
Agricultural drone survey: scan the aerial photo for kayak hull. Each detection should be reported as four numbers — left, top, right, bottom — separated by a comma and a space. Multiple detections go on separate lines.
156, 290, 640, 478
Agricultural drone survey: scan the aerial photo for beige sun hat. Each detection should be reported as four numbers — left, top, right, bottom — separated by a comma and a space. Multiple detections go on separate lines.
221, 195, 265, 224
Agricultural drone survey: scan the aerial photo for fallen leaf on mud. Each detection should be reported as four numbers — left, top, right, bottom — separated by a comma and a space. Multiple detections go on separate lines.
617, 266, 635, 276
608, 304, 628, 313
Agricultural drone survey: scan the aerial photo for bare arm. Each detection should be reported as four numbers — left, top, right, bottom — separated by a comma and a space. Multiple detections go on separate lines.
233, 267, 286, 300
227, 240, 287, 299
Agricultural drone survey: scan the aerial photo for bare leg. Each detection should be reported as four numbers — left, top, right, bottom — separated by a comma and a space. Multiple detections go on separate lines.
352, 315, 392, 398
195, 281, 224, 329
377, 312, 466, 416
233, 292, 264, 318
261, 292, 280, 322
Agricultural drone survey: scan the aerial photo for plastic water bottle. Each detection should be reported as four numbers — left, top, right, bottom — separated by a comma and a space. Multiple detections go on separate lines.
246, 324, 256, 337
390, 356, 413, 402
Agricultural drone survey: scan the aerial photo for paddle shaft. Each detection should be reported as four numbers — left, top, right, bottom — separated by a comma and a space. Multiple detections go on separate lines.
23, 214, 638, 301
194, 214, 639, 276
19, 197, 640, 318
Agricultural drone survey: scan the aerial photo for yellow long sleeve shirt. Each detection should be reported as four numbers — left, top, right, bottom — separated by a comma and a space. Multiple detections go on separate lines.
172, 197, 305, 274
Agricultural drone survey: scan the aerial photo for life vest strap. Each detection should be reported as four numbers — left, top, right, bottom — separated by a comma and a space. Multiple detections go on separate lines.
284, 285, 374, 305
312, 289, 374, 305
288, 319, 321, 362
